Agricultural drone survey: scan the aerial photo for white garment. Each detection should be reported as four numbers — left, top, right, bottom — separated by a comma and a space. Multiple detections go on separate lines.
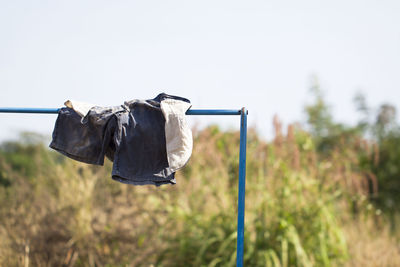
64, 100, 95, 117
160, 99, 193, 172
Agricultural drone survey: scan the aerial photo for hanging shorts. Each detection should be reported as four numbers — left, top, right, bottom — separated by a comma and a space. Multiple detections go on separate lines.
49, 93, 192, 186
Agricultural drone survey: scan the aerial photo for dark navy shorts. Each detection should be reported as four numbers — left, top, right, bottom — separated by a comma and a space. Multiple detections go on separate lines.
50, 94, 190, 186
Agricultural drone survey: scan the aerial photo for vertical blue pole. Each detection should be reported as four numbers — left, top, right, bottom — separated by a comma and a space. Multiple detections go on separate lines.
236, 107, 247, 267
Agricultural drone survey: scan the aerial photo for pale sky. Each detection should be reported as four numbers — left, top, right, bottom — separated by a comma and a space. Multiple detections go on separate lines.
1, 0, 399, 141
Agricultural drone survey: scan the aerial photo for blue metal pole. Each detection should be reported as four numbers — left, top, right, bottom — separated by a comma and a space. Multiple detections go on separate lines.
186, 109, 240, 115
236, 107, 247, 267
0, 106, 249, 266
0, 108, 60, 114
0, 108, 240, 116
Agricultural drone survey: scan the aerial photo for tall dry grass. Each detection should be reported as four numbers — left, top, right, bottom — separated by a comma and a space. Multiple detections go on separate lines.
0, 121, 398, 266
344, 217, 400, 267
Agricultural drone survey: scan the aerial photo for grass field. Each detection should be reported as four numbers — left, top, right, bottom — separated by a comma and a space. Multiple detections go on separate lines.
0, 121, 399, 266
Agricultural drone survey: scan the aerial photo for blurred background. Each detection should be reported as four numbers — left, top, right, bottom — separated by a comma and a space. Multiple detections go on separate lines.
1, 1, 399, 266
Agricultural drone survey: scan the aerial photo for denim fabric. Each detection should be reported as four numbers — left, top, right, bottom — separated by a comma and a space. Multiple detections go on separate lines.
49, 93, 191, 186
49, 105, 125, 165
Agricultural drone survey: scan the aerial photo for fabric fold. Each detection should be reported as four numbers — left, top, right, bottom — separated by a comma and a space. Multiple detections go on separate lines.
160, 99, 193, 172
64, 100, 96, 118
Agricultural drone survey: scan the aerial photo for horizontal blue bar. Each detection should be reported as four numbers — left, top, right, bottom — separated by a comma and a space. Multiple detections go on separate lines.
187, 109, 240, 115
0, 108, 60, 114
0, 108, 242, 115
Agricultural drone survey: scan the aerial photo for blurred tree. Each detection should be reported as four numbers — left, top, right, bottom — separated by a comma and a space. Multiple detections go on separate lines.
304, 77, 333, 139
374, 104, 397, 140
371, 104, 400, 218
353, 94, 400, 219
304, 77, 362, 155
353, 92, 370, 133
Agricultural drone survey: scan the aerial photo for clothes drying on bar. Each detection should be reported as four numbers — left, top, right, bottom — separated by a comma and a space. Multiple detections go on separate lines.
49, 93, 193, 186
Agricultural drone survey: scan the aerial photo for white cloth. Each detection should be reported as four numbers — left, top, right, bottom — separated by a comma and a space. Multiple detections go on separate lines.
64, 100, 96, 118
160, 99, 193, 172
